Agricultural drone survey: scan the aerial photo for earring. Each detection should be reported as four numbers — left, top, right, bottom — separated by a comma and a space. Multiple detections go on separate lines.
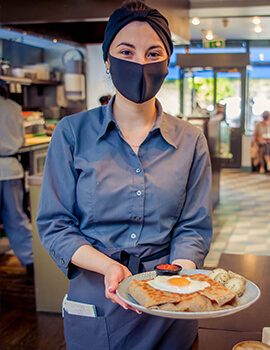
106, 68, 110, 74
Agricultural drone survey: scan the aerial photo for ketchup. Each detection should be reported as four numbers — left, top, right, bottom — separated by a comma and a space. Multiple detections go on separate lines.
156, 264, 179, 270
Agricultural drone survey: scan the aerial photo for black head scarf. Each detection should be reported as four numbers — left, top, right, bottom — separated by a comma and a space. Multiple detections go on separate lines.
102, 5, 174, 61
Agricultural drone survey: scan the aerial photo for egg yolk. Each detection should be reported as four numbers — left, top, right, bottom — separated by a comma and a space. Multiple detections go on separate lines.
167, 277, 191, 287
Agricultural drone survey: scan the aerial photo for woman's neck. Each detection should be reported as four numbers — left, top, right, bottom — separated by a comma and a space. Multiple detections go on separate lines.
113, 92, 157, 131
112, 92, 158, 153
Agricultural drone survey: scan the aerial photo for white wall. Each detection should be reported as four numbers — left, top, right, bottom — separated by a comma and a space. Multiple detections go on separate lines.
241, 134, 252, 169
86, 44, 114, 109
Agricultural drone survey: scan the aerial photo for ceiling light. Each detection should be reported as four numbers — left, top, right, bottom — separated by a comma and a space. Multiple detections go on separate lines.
192, 17, 200, 26
252, 16, 261, 25
254, 25, 262, 33
206, 31, 214, 41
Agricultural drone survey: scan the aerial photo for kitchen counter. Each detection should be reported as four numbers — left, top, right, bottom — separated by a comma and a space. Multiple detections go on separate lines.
18, 135, 51, 175
19, 135, 51, 153
24, 134, 51, 146
29, 175, 69, 312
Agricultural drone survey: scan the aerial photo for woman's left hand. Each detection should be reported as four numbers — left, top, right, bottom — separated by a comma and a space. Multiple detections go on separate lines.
104, 262, 141, 313
172, 259, 196, 270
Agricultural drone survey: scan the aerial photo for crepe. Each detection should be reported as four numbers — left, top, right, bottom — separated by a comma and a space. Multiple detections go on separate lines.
127, 273, 240, 312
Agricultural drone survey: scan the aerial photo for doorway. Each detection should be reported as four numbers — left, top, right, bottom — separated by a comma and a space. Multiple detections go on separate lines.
177, 52, 249, 168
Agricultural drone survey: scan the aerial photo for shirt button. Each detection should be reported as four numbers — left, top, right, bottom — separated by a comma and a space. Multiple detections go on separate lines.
136, 190, 142, 196
135, 168, 141, 174
60, 258, 65, 265
131, 233, 136, 239
51, 250, 55, 256
134, 216, 141, 221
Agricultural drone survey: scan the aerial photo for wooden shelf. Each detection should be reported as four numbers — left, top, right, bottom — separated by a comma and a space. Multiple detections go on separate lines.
0, 75, 32, 85
0, 75, 61, 86
30, 79, 61, 85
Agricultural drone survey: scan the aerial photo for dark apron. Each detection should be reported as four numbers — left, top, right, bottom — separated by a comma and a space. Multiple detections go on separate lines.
0, 154, 30, 219
65, 246, 198, 350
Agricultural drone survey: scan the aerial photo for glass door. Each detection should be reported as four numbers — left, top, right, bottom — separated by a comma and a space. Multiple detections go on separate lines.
215, 70, 242, 128
215, 68, 246, 168
180, 68, 214, 117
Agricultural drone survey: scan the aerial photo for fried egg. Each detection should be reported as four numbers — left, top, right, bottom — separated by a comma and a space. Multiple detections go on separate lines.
147, 275, 210, 294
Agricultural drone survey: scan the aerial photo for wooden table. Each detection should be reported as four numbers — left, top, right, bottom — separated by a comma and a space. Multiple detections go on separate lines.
193, 253, 270, 350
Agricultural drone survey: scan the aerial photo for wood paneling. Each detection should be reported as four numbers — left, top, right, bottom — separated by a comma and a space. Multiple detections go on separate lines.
200, 254, 270, 333
1, 0, 190, 45
194, 254, 269, 350
0, 0, 122, 24
8, 21, 109, 45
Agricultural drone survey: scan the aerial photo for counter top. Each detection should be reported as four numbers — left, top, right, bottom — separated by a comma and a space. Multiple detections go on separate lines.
19, 135, 51, 154
28, 175, 43, 186
24, 135, 51, 146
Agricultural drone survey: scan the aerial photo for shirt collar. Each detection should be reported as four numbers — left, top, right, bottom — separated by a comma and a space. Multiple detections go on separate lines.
97, 95, 116, 141
97, 96, 177, 149
152, 99, 177, 149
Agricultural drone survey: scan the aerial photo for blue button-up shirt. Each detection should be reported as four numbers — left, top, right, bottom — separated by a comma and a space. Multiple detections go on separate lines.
37, 97, 212, 277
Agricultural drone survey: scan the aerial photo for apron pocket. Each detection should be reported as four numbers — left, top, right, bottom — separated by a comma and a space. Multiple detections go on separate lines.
64, 309, 110, 350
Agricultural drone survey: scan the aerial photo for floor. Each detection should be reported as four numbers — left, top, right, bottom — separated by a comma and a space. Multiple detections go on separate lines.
0, 255, 66, 350
204, 168, 270, 268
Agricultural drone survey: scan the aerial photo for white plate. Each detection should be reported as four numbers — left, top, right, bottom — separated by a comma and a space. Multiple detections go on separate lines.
116, 269, 261, 319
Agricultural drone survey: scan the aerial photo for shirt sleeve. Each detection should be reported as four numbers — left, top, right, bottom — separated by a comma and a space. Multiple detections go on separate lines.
36, 117, 91, 278
170, 133, 213, 269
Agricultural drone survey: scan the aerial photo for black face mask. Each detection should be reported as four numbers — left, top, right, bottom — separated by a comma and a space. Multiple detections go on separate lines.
108, 54, 168, 104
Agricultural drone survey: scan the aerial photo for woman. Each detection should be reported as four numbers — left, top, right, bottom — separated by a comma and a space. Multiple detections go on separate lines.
254, 110, 270, 173
37, 1, 212, 349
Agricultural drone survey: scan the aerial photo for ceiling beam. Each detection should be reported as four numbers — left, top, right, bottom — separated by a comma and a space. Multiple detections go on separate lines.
0, 0, 122, 24
1, 0, 191, 45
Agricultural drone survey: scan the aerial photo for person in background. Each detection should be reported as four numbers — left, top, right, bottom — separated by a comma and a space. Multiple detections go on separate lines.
99, 94, 112, 105
37, 1, 212, 349
254, 110, 270, 173
0, 79, 33, 276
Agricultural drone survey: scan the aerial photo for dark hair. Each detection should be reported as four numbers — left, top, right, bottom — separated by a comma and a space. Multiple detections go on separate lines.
262, 110, 270, 120
0, 85, 8, 99
102, 1, 173, 61
99, 95, 112, 105
0, 86, 6, 97
122, 0, 148, 11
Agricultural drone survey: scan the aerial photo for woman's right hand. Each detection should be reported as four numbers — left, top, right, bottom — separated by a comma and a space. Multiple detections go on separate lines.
71, 245, 141, 313
104, 262, 141, 313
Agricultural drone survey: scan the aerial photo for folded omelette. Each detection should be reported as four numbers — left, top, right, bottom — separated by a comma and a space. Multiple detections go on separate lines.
127, 273, 240, 312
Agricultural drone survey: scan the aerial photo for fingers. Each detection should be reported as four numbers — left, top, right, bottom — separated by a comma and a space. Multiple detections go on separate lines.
104, 263, 130, 296
106, 287, 141, 313
110, 293, 141, 314
104, 264, 141, 314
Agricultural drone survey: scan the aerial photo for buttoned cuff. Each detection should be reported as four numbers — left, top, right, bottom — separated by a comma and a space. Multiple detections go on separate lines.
49, 237, 92, 279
